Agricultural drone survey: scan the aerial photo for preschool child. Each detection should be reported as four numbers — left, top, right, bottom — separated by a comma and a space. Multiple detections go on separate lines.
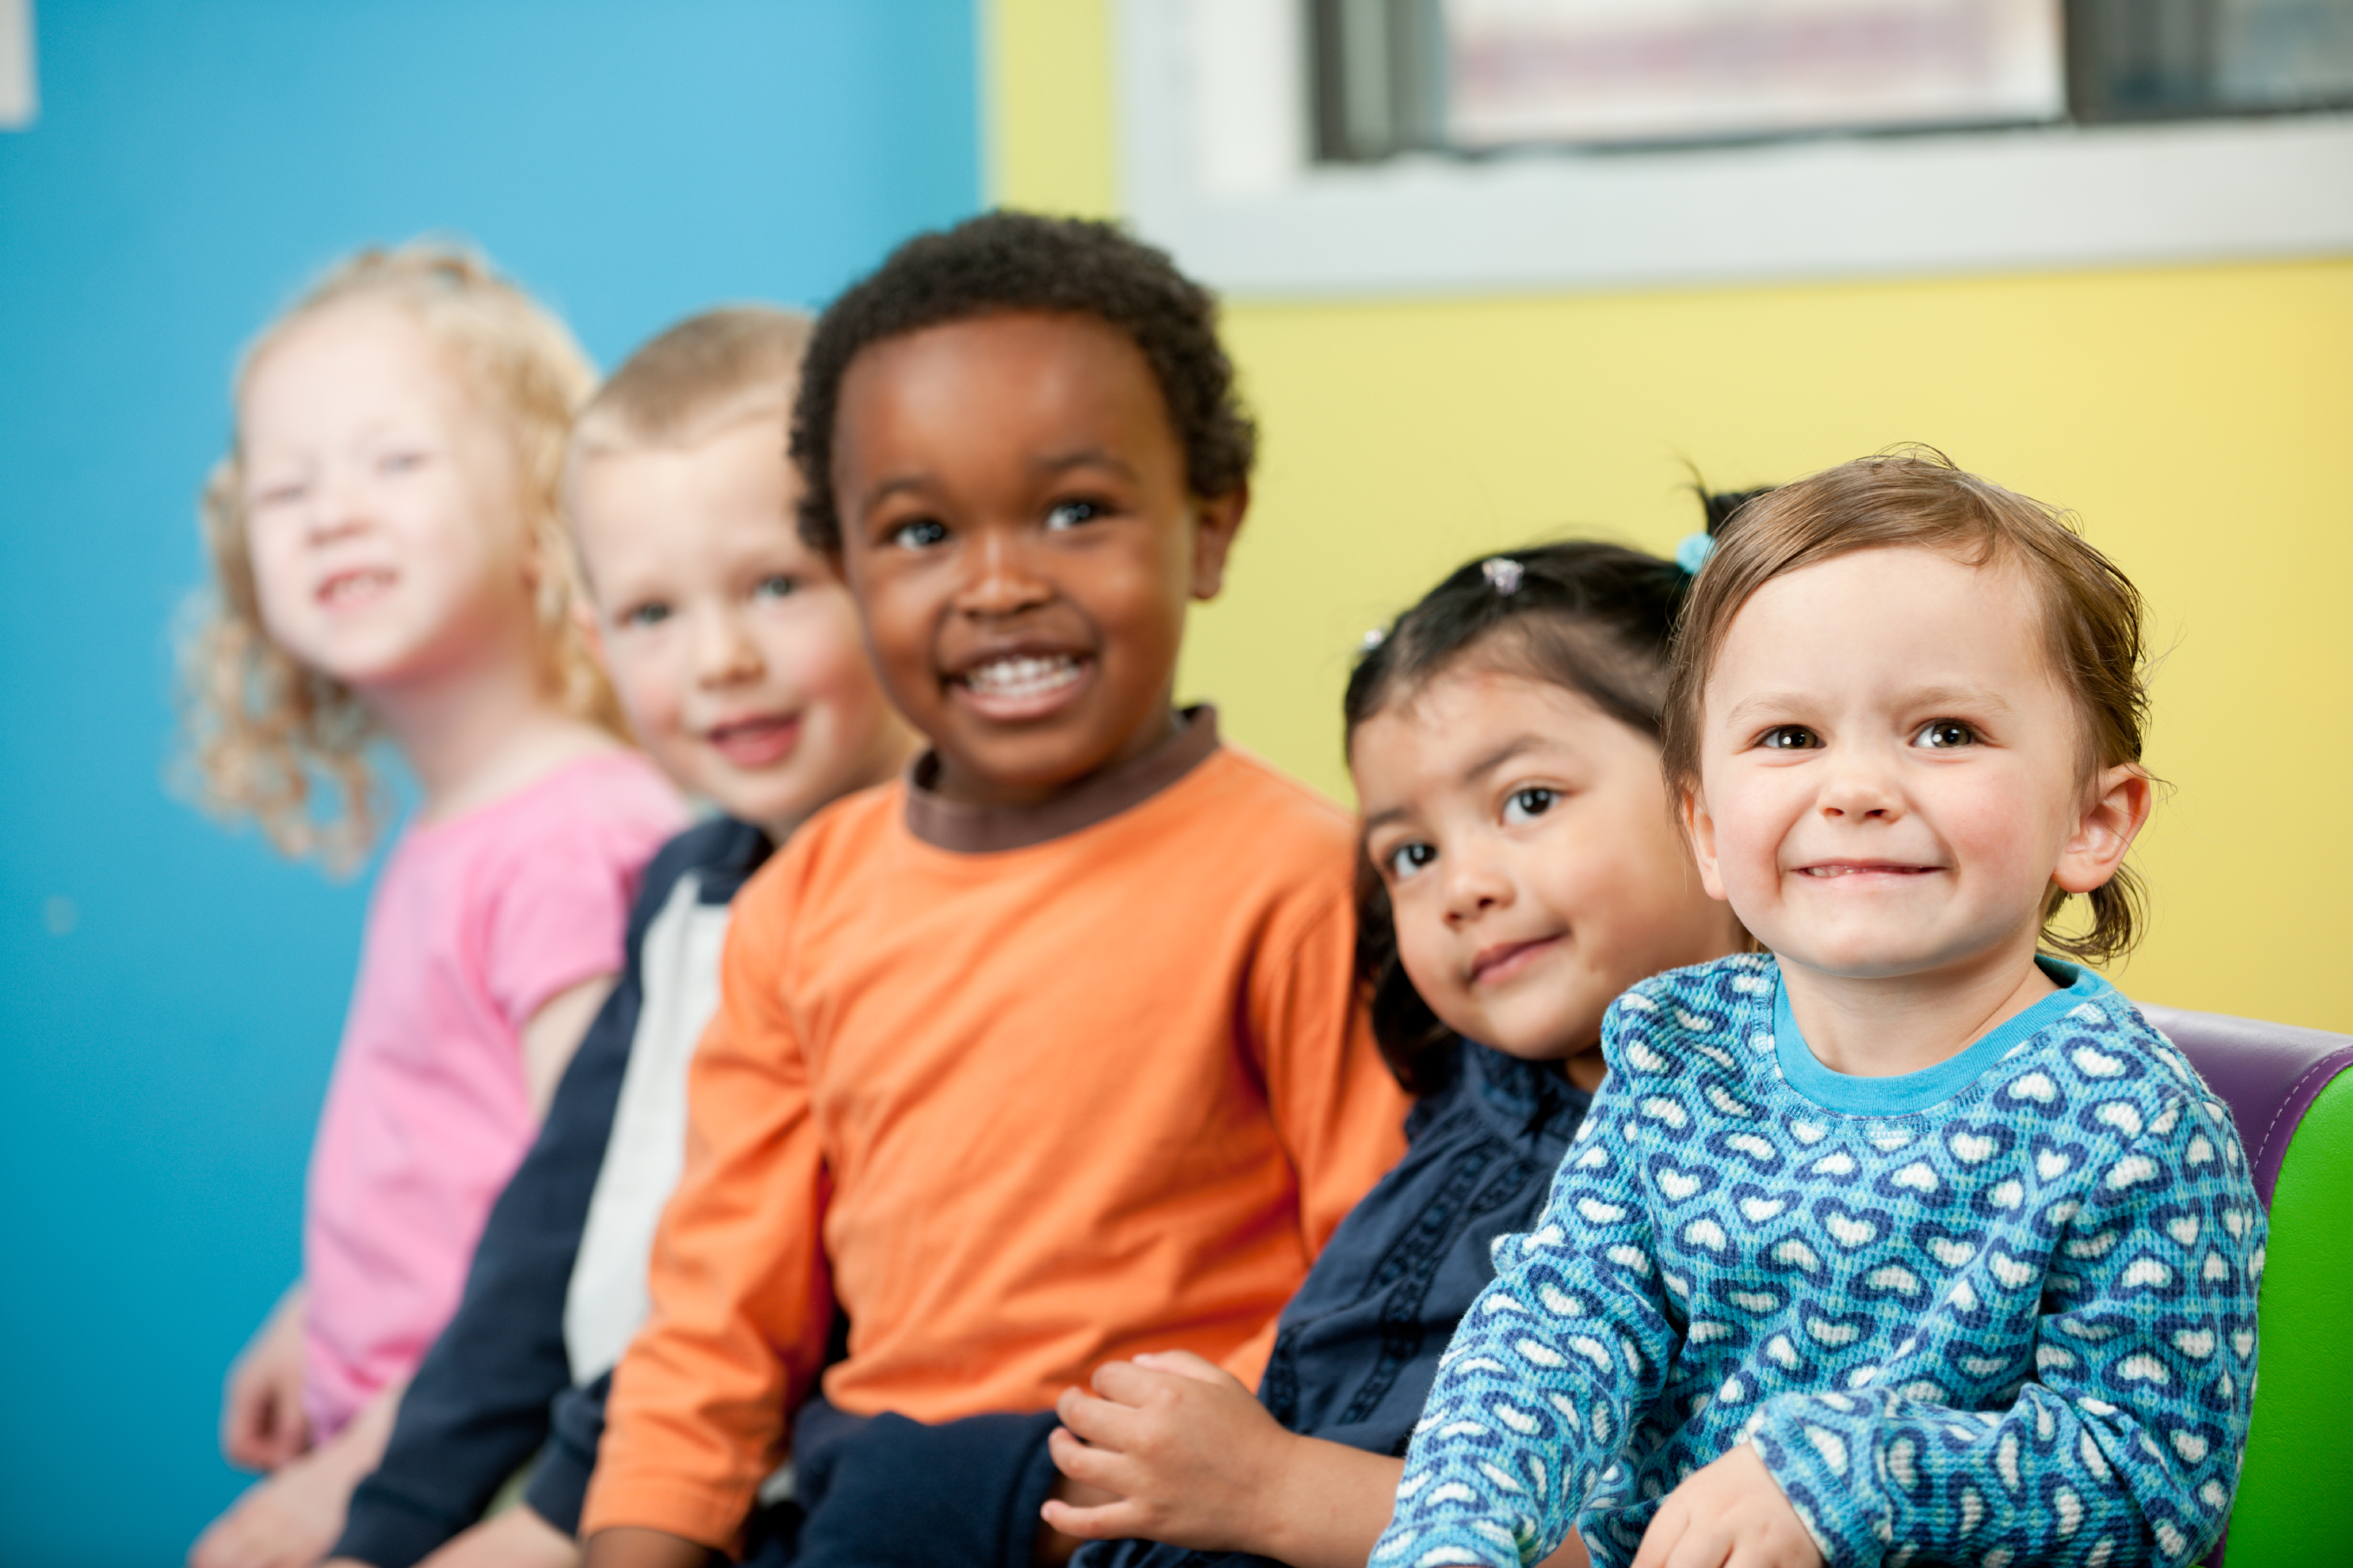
1041, 521, 1760, 1568
321, 306, 917, 1568
578, 212, 1412, 1568
1376, 451, 2264, 1568
183, 245, 690, 1568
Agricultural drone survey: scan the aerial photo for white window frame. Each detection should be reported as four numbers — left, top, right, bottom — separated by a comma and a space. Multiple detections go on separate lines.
0, 0, 36, 130
1118, 0, 2353, 297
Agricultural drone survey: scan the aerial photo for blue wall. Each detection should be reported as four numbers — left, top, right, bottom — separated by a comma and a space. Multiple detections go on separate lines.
0, 4, 977, 1560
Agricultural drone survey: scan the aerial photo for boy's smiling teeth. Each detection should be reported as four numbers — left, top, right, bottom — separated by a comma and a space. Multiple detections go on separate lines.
961, 653, 1082, 699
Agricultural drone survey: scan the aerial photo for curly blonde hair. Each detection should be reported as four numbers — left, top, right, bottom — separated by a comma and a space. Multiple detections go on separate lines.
176, 241, 613, 871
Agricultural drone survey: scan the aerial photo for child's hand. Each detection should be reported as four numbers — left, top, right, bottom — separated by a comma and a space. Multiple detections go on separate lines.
1630, 1443, 1821, 1568
224, 1286, 311, 1472
186, 1447, 349, 1568
194, 1379, 401, 1568
1043, 1351, 1293, 1554
415, 1505, 579, 1568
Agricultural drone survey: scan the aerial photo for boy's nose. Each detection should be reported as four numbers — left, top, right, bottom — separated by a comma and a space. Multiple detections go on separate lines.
953, 529, 1053, 618
694, 607, 765, 684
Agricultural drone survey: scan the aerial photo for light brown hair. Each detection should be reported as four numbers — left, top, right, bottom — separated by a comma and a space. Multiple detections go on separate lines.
1661, 449, 2153, 964
567, 304, 813, 462
177, 241, 608, 871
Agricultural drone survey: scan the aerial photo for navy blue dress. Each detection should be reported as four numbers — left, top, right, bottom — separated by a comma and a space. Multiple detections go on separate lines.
1073, 1040, 1589, 1568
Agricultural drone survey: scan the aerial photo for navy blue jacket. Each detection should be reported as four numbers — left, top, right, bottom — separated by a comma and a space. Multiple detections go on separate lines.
332, 818, 772, 1568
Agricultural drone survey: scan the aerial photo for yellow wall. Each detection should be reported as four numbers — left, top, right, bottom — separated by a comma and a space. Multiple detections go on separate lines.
986, 0, 2353, 1033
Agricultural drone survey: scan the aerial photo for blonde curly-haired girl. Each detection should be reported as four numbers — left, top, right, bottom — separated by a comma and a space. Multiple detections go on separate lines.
180, 243, 686, 1568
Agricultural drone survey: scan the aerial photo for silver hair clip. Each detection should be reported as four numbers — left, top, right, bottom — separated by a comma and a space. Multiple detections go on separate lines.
1481, 557, 1525, 596
1359, 626, 1387, 653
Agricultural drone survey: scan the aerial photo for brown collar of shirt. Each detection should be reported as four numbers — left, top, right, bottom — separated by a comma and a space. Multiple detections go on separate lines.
902, 705, 1222, 855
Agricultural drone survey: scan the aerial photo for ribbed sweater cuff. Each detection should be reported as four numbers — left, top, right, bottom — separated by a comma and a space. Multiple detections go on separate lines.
330, 1486, 463, 1568
1750, 1400, 1887, 1568
522, 1435, 593, 1539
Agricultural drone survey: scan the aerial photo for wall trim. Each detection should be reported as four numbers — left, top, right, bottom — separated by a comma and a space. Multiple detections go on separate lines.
1119, 0, 2353, 299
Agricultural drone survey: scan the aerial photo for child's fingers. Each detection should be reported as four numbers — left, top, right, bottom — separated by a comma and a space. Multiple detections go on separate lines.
1087, 1357, 1177, 1405
1046, 1424, 1134, 1494
1038, 1493, 1146, 1544
1628, 1501, 1689, 1568
1053, 1385, 1144, 1450
1669, 1524, 1737, 1568
1131, 1349, 1239, 1390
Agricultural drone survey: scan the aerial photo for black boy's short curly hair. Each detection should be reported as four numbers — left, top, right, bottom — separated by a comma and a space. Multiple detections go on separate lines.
788, 211, 1258, 552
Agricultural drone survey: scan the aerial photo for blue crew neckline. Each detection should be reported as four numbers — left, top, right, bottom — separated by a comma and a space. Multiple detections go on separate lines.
1772, 956, 2103, 1117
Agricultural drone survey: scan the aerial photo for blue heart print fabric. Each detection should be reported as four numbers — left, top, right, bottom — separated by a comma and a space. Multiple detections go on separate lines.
1372, 953, 2264, 1568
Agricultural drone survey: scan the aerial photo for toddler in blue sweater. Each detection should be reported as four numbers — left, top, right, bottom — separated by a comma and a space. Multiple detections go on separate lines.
1376, 451, 2262, 1568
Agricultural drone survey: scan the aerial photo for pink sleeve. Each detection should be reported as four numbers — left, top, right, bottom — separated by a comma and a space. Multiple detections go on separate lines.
482, 779, 683, 1027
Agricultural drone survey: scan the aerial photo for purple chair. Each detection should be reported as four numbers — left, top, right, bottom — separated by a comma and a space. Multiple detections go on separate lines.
2135, 1002, 2353, 1568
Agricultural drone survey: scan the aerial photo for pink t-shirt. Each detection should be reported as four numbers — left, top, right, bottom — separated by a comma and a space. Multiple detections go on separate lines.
301, 748, 687, 1438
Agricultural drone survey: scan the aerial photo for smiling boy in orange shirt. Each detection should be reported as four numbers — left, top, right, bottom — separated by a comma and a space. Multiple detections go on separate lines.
580, 215, 1410, 1568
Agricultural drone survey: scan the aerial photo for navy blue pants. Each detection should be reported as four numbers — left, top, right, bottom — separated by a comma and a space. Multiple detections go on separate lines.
736, 1399, 1062, 1568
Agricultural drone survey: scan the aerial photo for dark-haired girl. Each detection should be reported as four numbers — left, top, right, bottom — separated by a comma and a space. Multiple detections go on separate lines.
1045, 527, 1757, 1568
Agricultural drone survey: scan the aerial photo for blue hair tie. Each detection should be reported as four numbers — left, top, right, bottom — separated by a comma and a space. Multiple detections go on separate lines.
1676, 532, 1715, 575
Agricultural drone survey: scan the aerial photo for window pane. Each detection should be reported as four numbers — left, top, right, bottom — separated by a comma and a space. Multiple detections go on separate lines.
2070, 0, 2353, 120
1442, 0, 2067, 146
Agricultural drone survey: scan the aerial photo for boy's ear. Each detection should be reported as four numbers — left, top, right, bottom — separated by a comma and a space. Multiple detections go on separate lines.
1680, 785, 1731, 903
1187, 483, 1249, 603
2053, 763, 2153, 897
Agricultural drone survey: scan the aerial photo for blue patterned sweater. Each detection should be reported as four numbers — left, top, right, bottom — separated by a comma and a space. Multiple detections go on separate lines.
1372, 954, 2264, 1568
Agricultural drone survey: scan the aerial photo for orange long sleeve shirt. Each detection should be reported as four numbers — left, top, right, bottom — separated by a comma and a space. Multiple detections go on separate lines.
584, 717, 1410, 1547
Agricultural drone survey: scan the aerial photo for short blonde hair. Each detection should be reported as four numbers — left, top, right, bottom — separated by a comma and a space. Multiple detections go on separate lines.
568, 304, 814, 460
1661, 449, 2153, 965
177, 241, 609, 870
561, 306, 815, 615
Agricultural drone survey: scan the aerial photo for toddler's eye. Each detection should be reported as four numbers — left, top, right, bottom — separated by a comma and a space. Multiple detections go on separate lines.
889, 518, 949, 551
1044, 498, 1108, 531
250, 480, 308, 510
1759, 725, 1821, 751
1915, 719, 1977, 749
1384, 841, 1436, 881
1502, 787, 1558, 825
377, 450, 428, 476
754, 574, 799, 601
620, 601, 672, 630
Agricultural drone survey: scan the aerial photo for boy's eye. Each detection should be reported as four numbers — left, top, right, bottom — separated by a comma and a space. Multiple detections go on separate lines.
1758, 725, 1821, 751
250, 480, 308, 510
1915, 719, 1977, 749
754, 574, 799, 601
1044, 498, 1109, 532
888, 518, 949, 551
620, 601, 672, 630
1384, 841, 1437, 881
1502, 787, 1558, 825
377, 450, 428, 476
